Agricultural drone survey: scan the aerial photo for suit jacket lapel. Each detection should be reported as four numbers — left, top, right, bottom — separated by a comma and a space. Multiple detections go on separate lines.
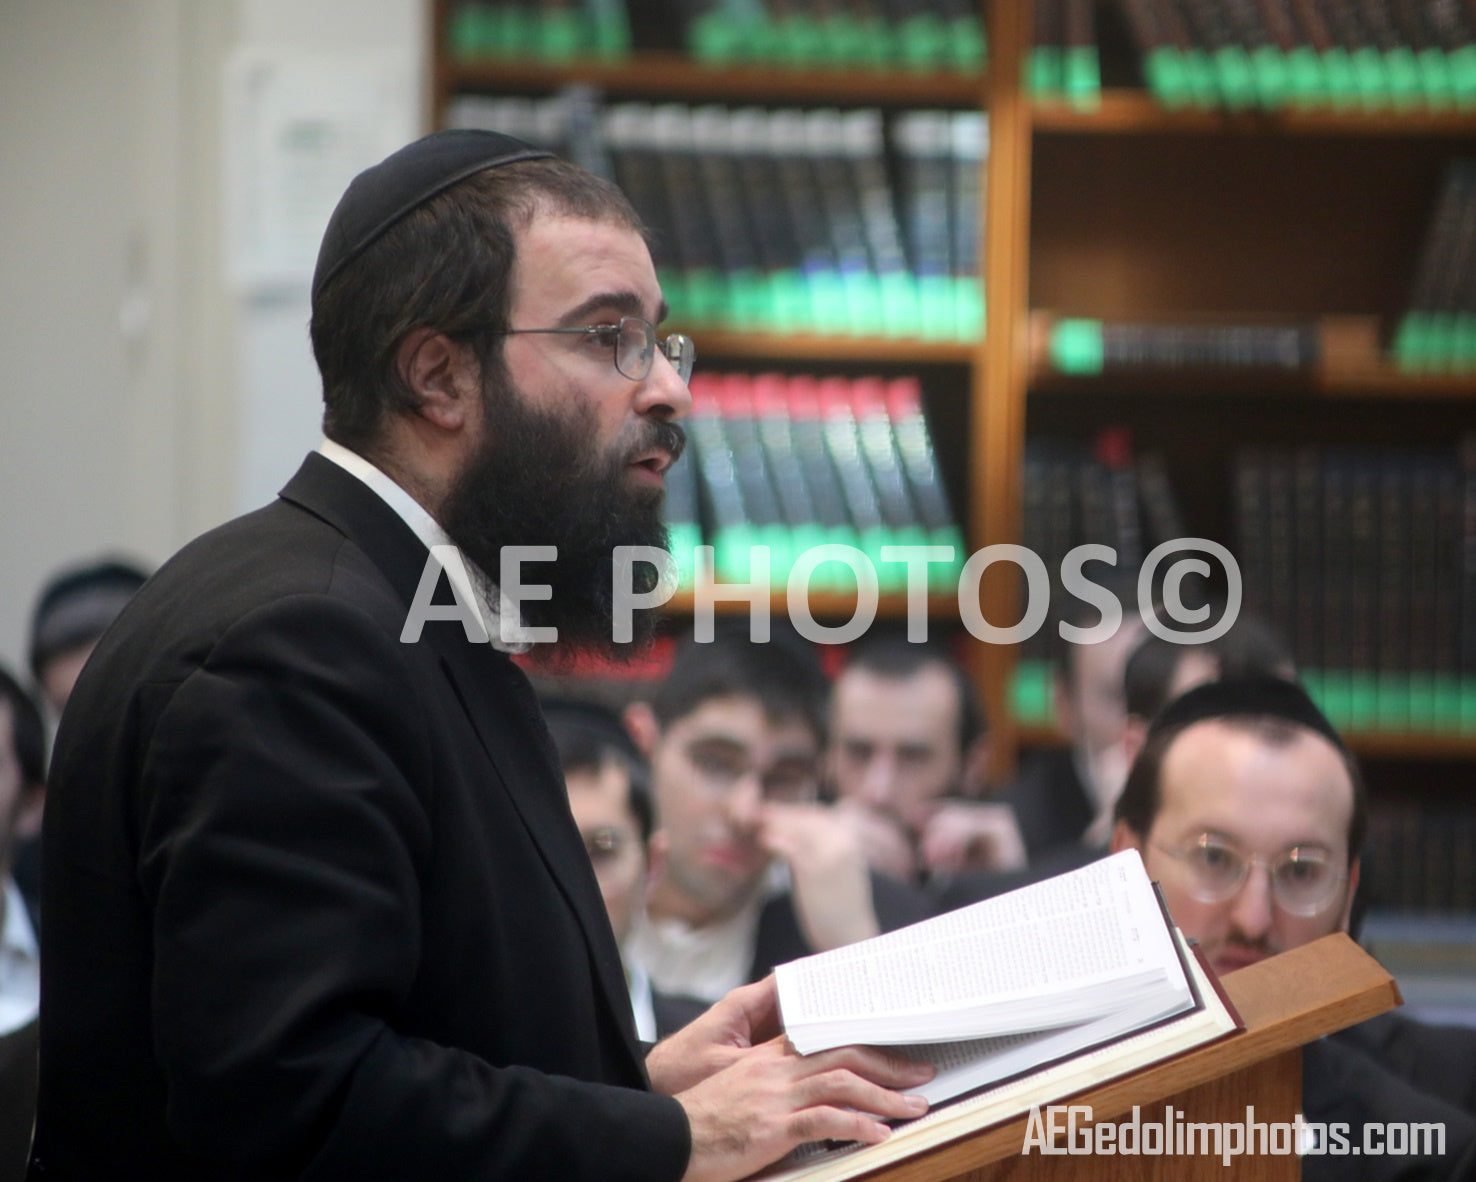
278, 454, 647, 1080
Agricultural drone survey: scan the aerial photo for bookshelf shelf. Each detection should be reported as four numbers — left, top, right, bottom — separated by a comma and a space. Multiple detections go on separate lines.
679, 328, 978, 367
1031, 92, 1476, 138
441, 55, 987, 107
1025, 313, 1476, 400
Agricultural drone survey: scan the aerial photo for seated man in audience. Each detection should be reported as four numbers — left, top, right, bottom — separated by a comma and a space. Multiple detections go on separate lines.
938, 607, 1298, 913
541, 698, 704, 1041
1118, 606, 1296, 767
20, 556, 150, 918
826, 635, 1023, 885
1003, 591, 1146, 861
0, 666, 44, 1179
1110, 676, 1476, 1178
28, 556, 150, 722
624, 632, 930, 1003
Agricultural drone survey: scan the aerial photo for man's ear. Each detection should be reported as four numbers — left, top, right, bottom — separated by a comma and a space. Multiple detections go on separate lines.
1108, 819, 1142, 856
623, 701, 659, 759
396, 328, 482, 432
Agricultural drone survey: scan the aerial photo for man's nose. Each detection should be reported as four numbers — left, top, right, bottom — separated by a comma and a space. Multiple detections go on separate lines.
1227, 863, 1275, 944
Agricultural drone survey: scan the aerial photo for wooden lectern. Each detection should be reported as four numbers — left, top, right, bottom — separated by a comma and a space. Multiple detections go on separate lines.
821, 933, 1400, 1182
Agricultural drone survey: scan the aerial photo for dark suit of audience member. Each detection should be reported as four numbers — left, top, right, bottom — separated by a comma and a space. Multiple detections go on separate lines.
1303, 1035, 1476, 1181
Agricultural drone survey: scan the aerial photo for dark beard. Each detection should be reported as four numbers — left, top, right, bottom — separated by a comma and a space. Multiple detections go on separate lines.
439, 380, 685, 657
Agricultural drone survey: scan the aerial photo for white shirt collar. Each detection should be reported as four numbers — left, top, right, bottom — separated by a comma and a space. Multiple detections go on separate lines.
626, 962, 658, 1044
316, 439, 529, 653
0, 880, 38, 1035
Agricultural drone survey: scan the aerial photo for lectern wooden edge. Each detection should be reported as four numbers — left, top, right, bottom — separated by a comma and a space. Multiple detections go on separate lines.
830, 933, 1399, 1182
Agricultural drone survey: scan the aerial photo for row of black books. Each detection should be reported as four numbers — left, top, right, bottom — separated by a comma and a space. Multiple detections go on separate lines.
1035, 0, 1476, 111
1044, 316, 1320, 374
1394, 158, 1476, 373
1011, 429, 1189, 723
448, 90, 987, 341
1232, 439, 1476, 736
664, 371, 966, 594
443, 0, 985, 72
1364, 798, 1476, 913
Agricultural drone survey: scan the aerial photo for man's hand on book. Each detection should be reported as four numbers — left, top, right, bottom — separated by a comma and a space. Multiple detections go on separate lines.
760, 803, 880, 953
675, 1038, 932, 1182
646, 977, 784, 1097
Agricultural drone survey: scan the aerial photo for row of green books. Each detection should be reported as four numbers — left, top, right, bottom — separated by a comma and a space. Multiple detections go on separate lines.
1232, 442, 1476, 733
449, 93, 988, 342
666, 371, 966, 594
1394, 159, 1476, 373
1033, 0, 1476, 112
446, 1, 631, 62
443, 0, 984, 72
688, 0, 984, 72
1011, 659, 1476, 737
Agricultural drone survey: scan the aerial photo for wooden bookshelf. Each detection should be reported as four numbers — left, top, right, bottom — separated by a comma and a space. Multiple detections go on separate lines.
1025, 311, 1476, 399
672, 329, 977, 367
440, 54, 986, 107
428, 0, 1476, 788
1031, 91, 1476, 137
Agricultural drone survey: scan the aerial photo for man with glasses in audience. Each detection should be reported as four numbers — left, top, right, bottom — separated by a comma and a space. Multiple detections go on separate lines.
32, 131, 933, 1182
624, 630, 931, 1005
1110, 676, 1476, 1180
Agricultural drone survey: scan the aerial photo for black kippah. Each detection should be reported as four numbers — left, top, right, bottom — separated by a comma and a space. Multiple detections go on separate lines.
1145, 675, 1347, 754
312, 129, 554, 300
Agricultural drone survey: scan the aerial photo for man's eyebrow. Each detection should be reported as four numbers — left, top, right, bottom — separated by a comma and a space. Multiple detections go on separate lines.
557, 290, 667, 325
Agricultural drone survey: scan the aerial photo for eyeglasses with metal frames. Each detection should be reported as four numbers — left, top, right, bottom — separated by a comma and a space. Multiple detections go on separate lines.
504, 315, 695, 383
1152, 834, 1347, 917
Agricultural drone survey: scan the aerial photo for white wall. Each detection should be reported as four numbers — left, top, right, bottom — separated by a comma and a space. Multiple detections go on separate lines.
0, 0, 425, 676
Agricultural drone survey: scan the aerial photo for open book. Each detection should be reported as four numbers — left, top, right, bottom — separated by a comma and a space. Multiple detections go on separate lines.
771, 851, 1242, 1158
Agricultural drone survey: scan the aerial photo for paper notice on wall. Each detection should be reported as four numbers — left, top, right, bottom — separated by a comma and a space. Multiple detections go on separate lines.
224, 48, 417, 292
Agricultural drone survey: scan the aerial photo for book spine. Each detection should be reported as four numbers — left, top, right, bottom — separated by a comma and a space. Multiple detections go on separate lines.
1265, 447, 1298, 667
1459, 434, 1476, 731
885, 377, 963, 541
1392, 159, 1469, 369
892, 110, 955, 337
1375, 454, 1411, 731
1291, 445, 1324, 675
750, 372, 821, 541
785, 376, 857, 538
1061, 0, 1102, 107
688, 105, 762, 290
1093, 321, 1315, 369
949, 110, 988, 341
1405, 456, 1441, 727
1136, 449, 1188, 549
1345, 450, 1382, 731
769, 109, 845, 334
817, 377, 888, 555
1233, 447, 1275, 632
804, 108, 879, 337
1321, 448, 1352, 724
1029, 0, 1065, 97
685, 372, 755, 582
603, 104, 679, 282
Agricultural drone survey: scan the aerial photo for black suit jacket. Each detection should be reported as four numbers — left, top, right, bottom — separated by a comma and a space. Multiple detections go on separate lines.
1303, 1035, 1476, 1181
31, 455, 689, 1180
